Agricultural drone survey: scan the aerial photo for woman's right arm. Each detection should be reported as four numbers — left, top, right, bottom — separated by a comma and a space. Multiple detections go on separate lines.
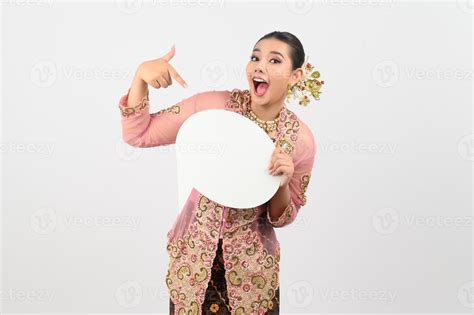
118, 45, 198, 147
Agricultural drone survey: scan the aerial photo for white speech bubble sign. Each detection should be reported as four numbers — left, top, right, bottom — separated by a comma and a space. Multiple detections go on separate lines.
175, 109, 280, 211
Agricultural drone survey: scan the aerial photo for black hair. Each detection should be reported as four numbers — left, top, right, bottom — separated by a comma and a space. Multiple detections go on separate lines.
255, 31, 305, 71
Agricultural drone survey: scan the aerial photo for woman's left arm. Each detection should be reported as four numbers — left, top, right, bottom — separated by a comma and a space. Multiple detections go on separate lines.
266, 124, 316, 228
267, 154, 315, 228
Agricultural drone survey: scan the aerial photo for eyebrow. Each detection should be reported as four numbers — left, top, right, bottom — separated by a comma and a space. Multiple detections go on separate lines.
252, 48, 285, 59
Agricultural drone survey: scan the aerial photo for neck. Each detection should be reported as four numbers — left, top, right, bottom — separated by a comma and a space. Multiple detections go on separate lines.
249, 96, 285, 121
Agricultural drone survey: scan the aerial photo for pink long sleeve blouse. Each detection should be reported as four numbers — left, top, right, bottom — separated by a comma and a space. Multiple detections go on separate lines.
118, 87, 316, 314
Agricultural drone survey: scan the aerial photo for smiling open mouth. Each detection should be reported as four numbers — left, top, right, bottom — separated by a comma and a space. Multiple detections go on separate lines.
252, 78, 269, 97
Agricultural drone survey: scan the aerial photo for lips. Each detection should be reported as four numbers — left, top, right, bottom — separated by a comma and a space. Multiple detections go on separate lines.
252, 76, 267, 84
252, 77, 270, 97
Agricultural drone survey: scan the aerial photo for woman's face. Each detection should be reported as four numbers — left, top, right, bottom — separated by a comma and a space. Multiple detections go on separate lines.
246, 38, 303, 108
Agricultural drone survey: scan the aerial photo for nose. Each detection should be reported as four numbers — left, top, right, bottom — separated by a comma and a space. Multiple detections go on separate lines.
254, 62, 265, 75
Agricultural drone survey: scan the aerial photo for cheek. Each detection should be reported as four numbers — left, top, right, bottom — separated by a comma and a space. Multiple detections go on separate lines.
269, 77, 288, 92
269, 69, 290, 91
246, 63, 253, 78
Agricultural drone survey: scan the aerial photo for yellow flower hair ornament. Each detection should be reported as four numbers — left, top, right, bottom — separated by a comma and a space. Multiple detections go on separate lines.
286, 55, 324, 106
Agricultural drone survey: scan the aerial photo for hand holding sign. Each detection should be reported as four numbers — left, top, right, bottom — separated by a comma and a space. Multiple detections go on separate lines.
267, 146, 294, 187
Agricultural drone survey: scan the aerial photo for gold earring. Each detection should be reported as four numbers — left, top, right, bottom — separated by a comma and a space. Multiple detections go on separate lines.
286, 83, 294, 102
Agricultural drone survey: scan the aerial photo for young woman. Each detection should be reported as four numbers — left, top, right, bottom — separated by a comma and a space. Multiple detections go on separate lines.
118, 31, 320, 315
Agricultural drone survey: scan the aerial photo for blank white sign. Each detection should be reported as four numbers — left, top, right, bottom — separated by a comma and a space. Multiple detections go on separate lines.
175, 109, 280, 211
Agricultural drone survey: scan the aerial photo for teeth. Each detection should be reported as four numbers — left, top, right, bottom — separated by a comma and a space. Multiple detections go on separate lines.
253, 78, 266, 83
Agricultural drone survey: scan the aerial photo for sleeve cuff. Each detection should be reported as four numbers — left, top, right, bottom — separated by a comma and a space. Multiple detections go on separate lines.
266, 199, 296, 227
118, 89, 150, 118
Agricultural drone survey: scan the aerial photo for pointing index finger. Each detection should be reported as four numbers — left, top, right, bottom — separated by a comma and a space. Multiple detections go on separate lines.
167, 63, 188, 88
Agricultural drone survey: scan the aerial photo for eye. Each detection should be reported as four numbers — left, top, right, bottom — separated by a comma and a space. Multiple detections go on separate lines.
250, 55, 281, 64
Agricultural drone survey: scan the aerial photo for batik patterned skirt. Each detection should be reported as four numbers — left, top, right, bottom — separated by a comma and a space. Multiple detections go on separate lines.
169, 238, 280, 314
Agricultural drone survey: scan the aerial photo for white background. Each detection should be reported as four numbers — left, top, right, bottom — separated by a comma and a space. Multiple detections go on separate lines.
1, 0, 472, 313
